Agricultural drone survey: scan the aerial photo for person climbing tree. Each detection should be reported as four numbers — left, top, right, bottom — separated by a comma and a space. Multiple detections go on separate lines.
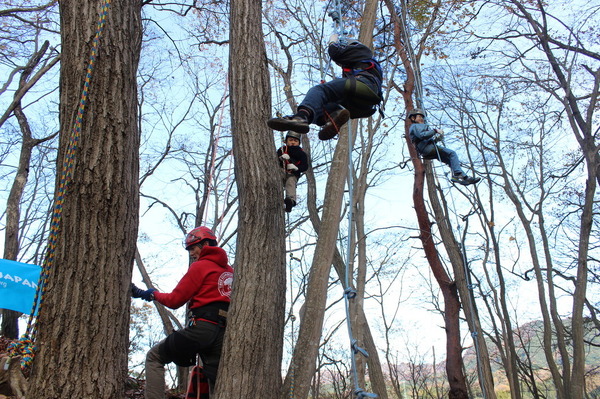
407, 109, 480, 185
267, 35, 383, 141
131, 226, 234, 398
277, 131, 309, 212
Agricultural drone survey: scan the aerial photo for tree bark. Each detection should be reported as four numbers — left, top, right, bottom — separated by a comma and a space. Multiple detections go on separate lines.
281, 132, 350, 399
411, 156, 467, 399
383, 0, 469, 396
426, 165, 497, 399
213, 0, 286, 396
27, 0, 142, 397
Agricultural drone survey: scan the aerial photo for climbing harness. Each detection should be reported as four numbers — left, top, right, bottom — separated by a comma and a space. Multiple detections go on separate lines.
7, 0, 112, 371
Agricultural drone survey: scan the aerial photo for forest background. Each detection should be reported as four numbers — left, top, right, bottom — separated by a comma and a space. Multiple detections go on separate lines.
0, 0, 599, 397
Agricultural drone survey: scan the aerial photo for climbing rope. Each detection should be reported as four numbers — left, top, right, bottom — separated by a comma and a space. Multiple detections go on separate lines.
203, 74, 232, 237
7, 0, 112, 370
322, 1, 376, 396
341, 119, 377, 399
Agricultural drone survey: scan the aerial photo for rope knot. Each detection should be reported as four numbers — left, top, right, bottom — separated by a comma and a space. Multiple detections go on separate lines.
7, 335, 37, 371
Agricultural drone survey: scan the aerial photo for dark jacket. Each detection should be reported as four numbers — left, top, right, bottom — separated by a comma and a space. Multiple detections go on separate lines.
277, 145, 309, 178
328, 40, 383, 92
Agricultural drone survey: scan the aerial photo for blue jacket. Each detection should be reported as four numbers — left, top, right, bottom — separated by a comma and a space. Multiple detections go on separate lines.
409, 123, 437, 155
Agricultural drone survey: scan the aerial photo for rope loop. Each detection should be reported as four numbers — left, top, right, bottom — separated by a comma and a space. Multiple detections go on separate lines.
344, 286, 357, 299
7, 335, 37, 371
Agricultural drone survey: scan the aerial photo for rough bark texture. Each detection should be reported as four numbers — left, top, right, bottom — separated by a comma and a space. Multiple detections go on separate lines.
213, 0, 286, 396
281, 132, 350, 399
27, 0, 141, 397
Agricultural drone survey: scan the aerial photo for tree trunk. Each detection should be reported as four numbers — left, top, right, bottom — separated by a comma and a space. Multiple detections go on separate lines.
281, 132, 350, 399
213, 0, 286, 396
426, 165, 497, 399
383, 0, 469, 395
410, 155, 467, 399
27, 0, 142, 397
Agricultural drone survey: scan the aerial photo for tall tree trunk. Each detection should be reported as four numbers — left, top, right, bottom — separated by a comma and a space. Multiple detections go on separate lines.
281, 132, 350, 399
383, 0, 469, 396
214, 0, 286, 396
28, 0, 142, 397
426, 166, 497, 399
2, 106, 35, 339
410, 155, 467, 399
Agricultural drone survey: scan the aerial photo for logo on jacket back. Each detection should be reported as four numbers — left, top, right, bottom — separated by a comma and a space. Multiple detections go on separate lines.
218, 272, 233, 297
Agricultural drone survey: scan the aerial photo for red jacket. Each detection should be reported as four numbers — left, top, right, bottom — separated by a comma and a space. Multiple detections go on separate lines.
153, 246, 234, 310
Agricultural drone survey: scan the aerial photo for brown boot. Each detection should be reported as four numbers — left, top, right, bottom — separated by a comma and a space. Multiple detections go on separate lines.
318, 108, 350, 140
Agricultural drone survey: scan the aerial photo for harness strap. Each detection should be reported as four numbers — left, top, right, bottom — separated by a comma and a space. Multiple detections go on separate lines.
190, 302, 228, 325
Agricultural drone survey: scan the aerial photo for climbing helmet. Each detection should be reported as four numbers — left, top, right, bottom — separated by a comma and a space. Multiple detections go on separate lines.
407, 109, 426, 120
184, 226, 217, 250
285, 131, 302, 141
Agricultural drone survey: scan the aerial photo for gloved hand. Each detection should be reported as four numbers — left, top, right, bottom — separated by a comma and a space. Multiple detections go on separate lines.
286, 163, 299, 172
131, 283, 144, 298
280, 153, 290, 161
131, 283, 156, 302
328, 33, 339, 44
140, 288, 156, 302
434, 129, 444, 142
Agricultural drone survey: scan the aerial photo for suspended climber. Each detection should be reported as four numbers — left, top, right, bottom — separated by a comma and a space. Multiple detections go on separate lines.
131, 227, 234, 398
407, 109, 480, 186
277, 131, 309, 212
267, 34, 384, 141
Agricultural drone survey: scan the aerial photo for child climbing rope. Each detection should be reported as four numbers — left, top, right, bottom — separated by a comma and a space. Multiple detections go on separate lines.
131, 227, 234, 398
268, 35, 383, 141
407, 109, 480, 186
277, 131, 309, 212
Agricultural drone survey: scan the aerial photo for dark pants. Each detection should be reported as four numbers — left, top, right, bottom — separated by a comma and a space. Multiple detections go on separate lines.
145, 321, 225, 399
299, 76, 380, 125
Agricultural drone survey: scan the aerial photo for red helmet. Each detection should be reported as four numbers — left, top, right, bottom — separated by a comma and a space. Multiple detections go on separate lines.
183, 226, 217, 250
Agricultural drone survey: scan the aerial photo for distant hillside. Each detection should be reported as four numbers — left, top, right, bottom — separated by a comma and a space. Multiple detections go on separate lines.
460, 318, 600, 397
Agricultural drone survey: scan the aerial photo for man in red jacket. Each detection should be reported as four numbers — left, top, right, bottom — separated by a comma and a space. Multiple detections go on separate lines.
131, 226, 234, 399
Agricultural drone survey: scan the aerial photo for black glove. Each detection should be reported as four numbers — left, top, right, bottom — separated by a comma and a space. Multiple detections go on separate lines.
131, 283, 156, 302
131, 283, 145, 298
140, 288, 157, 302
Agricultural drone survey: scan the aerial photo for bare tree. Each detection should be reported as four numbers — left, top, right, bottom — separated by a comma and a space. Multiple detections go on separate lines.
1, 41, 58, 338
213, 0, 287, 396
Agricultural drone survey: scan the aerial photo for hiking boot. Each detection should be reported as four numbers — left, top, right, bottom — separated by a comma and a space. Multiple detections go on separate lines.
451, 174, 481, 186
267, 115, 310, 134
318, 108, 351, 140
284, 197, 296, 213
